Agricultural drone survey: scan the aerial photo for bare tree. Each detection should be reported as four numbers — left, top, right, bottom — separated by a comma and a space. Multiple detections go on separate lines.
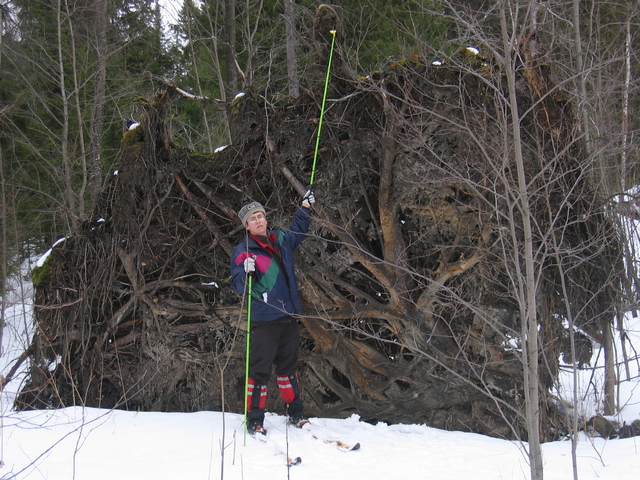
0, 145, 6, 355
223, 0, 238, 97
499, 3, 542, 476
88, 0, 108, 207
0, 4, 6, 353
56, 0, 78, 226
284, 0, 299, 97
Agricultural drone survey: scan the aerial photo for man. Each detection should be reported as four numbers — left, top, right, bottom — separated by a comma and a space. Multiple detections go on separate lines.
230, 191, 315, 435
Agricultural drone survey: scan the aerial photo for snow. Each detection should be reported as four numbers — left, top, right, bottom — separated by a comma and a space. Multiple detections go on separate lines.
35, 238, 66, 268
2, 263, 640, 479
2, 403, 639, 479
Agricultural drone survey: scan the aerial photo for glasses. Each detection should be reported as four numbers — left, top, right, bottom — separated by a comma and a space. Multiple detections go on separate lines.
247, 214, 266, 224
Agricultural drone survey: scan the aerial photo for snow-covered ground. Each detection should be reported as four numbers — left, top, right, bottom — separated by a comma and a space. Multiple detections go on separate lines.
1, 258, 639, 480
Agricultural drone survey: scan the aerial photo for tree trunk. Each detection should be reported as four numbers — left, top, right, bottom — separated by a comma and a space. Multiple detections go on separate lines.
56, 0, 76, 227
0, 5, 5, 353
284, 0, 299, 98
500, 3, 543, 478
224, 0, 237, 98
603, 322, 617, 415
89, 0, 108, 208
572, 0, 592, 157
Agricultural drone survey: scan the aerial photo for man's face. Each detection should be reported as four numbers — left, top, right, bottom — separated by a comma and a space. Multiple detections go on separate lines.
246, 211, 267, 236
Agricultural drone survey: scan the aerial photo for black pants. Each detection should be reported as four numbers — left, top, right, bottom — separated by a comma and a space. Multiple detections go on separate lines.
247, 317, 303, 423
250, 317, 300, 383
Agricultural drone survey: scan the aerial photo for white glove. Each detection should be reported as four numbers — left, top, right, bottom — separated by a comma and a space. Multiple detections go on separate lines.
302, 190, 315, 208
243, 256, 256, 273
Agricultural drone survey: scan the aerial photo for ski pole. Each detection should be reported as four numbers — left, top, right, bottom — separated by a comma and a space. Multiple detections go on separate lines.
309, 29, 337, 187
243, 270, 254, 446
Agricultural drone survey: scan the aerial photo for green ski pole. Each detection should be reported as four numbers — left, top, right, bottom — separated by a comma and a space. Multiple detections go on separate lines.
243, 271, 254, 446
309, 29, 337, 187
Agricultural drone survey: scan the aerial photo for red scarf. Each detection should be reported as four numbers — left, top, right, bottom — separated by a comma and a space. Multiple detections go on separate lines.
250, 233, 290, 284
251, 233, 279, 257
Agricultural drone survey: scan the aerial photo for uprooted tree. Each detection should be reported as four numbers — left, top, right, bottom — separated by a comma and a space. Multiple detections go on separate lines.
18, 9, 624, 442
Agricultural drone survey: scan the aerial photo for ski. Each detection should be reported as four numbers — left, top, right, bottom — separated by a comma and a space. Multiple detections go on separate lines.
249, 426, 302, 466
312, 435, 360, 452
300, 422, 360, 452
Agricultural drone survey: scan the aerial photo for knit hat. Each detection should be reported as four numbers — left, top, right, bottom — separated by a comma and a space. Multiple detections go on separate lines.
238, 201, 266, 226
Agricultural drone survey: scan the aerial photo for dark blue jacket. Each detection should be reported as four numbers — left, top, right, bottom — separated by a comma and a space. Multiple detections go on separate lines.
230, 206, 311, 322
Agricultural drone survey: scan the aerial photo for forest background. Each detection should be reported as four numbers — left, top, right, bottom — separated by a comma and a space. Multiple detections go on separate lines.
1, 2, 640, 480
1, 0, 636, 245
